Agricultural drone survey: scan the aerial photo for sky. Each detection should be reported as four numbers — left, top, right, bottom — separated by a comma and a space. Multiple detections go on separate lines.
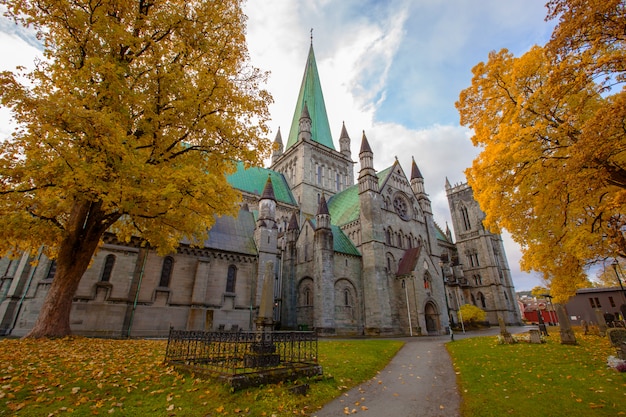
0, 1, 557, 291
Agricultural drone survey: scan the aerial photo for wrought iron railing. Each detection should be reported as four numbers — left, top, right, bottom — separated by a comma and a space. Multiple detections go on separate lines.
164, 329, 319, 377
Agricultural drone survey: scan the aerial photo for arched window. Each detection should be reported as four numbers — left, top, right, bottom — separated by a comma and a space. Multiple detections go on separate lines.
471, 293, 476, 305
386, 228, 392, 245
226, 265, 237, 293
344, 289, 351, 306
474, 274, 482, 285
100, 254, 116, 282
461, 206, 471, 230
159, 256, 174, 287
478, 292, 486, 308
423, 272, 432, 289
304, 288, 311, 306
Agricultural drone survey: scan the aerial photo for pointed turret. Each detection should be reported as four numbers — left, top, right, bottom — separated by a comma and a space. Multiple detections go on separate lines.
358, 131, 378, 194
288, 211, 299, 231
254, 175, 279, 309
313, 193, 335, 334
286, 44, 334, 151
410, 157, 426, 196
339, 122, 351, 159
445, 177, 452, 190
260, 176, 276, 202
316, 194, 330, 230
356, 130, 394, 334
258, 176, 276, 225
271, 127, 284, 164
297, 102, 312, 142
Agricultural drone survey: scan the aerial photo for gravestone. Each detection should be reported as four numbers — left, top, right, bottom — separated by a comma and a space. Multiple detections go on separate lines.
555, 303, 577, 345
529, 329, 542, 344
498, 316, 515, 344
245, 262, 280, 368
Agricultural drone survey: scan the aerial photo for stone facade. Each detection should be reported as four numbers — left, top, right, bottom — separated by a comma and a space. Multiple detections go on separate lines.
445, 181, 521, 325
0, 43, 520, 338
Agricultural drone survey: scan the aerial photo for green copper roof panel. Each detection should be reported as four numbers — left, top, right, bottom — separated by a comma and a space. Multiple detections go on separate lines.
332, 225, 361, 256
327, 166, 394, 226
286, 45, 335, 151
434, 223, 449, 242
184, 208, 257, 255
227, 162, 297, 206
309, 219, 361, 256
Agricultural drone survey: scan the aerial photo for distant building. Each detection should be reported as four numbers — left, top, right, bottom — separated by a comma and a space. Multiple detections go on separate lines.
0, 43, 520, 338
565, 287, 626, 326
518, 295, 558, 325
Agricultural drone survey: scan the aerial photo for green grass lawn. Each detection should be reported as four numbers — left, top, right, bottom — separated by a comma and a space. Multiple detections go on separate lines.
447, 328, 626, 417
0, 337, 403, 416
3, 328, 624, 416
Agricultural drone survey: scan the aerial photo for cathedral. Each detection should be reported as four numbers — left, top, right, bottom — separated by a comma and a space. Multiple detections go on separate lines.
0, 44, 521, 337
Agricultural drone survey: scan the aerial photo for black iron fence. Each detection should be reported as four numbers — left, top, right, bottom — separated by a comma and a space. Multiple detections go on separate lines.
164, 329, 319, 379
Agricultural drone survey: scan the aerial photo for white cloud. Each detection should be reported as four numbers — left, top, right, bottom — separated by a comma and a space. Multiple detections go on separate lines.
0, 0, 549, 292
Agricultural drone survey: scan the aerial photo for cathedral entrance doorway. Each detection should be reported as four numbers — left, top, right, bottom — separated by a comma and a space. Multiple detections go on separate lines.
424, 302, 440, 334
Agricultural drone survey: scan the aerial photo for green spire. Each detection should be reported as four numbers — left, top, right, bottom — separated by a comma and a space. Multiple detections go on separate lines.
285, 44, 335, 150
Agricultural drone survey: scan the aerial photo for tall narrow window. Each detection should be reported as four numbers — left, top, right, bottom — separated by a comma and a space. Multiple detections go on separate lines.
46, 260, 57, 280
478, 292, 486, 308
226, 265, 237, 293
100, 254, 116, 282
344, 289, 351, 306
609, 296, 616, 307
305, 288, 311, 306
159, 256, 174, 287
336, 173, 341, 191
461, 206, 471, 230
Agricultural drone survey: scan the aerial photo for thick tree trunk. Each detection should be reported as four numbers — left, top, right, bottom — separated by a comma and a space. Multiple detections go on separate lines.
25, 200, 114, 338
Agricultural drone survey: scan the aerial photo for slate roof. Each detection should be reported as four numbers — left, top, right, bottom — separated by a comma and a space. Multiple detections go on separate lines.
396, 246, 422, 277
285, 44, 335, 151
193, 208, 258, 255
327, 166, 394, 226
227, 162, 297, 206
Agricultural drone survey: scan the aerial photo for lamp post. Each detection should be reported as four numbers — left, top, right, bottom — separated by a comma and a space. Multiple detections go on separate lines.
611, 259, 626, 299
611, 259, 626, 324
439, 261, 453, 332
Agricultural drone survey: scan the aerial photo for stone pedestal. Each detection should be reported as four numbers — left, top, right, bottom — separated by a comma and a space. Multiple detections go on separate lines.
555, 304, 577, 345
244, 340, 280, 368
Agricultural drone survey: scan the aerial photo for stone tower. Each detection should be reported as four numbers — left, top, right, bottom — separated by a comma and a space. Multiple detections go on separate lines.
357, 132, 394, 334
445, 180, 521, 325
270, 43, 354, 217
313, 194, 335, 334
254, 176, 279, 307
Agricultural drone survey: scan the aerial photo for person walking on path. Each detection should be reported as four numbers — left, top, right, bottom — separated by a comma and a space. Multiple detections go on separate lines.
313, 326, 530, 417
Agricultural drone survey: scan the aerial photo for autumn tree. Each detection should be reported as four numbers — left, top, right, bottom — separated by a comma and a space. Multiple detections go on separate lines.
530, 286, 551, 298
458, 304, 486, 327
592, 259, 626, 288
0, 0, 272, 338
456, 0, 626, 303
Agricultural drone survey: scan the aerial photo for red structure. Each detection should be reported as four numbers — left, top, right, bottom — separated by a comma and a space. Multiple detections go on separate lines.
519, 297, 558, 324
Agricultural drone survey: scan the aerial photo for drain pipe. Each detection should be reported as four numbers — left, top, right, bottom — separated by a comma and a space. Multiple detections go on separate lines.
8, 246, 44, 335
126, 249, 149, 338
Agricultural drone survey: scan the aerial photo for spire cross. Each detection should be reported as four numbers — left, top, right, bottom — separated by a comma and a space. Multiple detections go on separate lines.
310, 28, 313, 44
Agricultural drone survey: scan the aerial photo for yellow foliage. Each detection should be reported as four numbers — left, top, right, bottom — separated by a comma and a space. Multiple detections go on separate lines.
0, 0, 272, 337
456, 1, 626, 302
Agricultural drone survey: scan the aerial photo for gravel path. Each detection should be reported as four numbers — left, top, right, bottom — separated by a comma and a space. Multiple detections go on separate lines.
312, 326, 531, 417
